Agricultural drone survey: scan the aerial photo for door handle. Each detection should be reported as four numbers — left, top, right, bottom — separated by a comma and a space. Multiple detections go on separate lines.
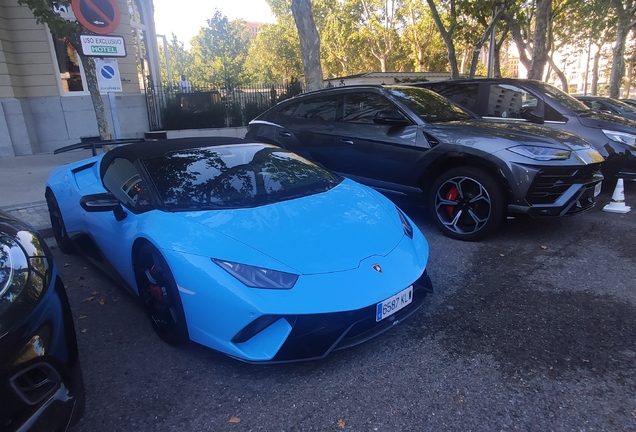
278, 131, 292, 137
338, 139, 354, 145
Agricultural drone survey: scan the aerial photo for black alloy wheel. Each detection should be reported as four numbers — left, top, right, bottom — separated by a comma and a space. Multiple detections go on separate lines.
428, 167, 505, 241
45, 191, 75, 254
134, 243, 188, 345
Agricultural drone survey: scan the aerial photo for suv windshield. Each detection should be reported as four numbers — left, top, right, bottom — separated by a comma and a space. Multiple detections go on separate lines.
387, 87, 474, 122
142, 144, 342, 210
531, 81, 590, 112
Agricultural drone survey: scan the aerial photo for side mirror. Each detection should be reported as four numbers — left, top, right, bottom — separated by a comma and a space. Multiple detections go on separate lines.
80, 193, 127, 221
521, 107, 544, 124
373, 110, 410, 126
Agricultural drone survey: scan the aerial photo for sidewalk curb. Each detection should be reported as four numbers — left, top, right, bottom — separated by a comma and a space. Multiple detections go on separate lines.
1, 200, 53, 238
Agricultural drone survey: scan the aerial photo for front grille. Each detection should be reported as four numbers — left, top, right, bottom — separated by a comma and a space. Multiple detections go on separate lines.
268, 270, 433, 362
526, 165, 599, 205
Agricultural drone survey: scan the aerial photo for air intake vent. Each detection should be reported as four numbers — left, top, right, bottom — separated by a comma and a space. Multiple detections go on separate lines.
423, 132, 439, 148
10, 363, 61, 405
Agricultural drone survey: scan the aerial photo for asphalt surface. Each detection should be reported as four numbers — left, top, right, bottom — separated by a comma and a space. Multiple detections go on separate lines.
44, 182, 636, 432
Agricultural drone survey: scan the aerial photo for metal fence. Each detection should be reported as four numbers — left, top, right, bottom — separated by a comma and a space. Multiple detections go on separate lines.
144, 81, 304, 131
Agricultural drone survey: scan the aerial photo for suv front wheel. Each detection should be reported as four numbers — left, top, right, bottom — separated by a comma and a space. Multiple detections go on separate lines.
428, 167, 505, 241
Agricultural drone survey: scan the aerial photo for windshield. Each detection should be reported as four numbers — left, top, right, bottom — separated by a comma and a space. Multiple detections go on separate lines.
531, 81, 590, 112
387, 87, 474, 122
142, 144, 342, 210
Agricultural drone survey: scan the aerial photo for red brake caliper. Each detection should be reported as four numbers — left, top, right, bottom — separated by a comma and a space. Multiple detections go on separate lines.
148, 265, 164, 305
445, 186, 459, 217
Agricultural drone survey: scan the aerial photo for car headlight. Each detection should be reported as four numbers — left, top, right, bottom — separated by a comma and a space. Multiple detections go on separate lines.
602, 129, 636, 148
212, 259, 298, 289
1, 231, 52, 335
508, 145, 571, 160
396, 206, 413, 239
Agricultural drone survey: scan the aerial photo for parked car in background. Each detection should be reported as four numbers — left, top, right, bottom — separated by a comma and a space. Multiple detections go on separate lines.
574, 95, 636, 121
0, 211, 84, 432
619, 98, 636, 108
411, 79, 636, 185
46, 137, 432, 363
247, 85, 604, 241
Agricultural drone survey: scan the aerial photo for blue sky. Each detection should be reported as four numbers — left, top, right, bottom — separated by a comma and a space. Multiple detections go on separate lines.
153, 0, 276, 45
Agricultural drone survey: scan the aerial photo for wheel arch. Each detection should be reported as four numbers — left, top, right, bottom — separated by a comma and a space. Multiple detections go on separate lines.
417, 155, 513, 205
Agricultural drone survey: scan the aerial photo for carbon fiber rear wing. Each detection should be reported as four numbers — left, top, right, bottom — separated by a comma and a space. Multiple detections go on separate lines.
53, 138, 149, 156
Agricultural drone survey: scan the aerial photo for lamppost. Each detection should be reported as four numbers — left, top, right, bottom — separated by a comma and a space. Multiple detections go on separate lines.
156, 34, 173, 86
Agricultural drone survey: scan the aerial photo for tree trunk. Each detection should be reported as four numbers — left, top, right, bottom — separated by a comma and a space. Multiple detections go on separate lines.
528, 0, 551, 79
427, 0, 459, 79
609, 18, 629, 98
291, 0, 323, 92
79, 55, 112, 143
493, 29, 508, 78
468, 10, 502, 79
502, 13, 532, 73
624, 62, 633, 97
547, 57, 568, 92
591, 50, 600, 95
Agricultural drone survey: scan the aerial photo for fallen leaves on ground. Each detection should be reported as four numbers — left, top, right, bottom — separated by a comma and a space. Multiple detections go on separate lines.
541, 245, 547, 249
79, 315, 87, 319
64, 263, 70, 267
83, 296, 95, 302
99, 299, 105, 305
228, 416, 240, 424
337, 419, 345, 428
81, 329, 87, 333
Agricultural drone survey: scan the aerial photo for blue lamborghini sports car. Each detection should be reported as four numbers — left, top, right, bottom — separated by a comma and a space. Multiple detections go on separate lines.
45, 137, 432, 362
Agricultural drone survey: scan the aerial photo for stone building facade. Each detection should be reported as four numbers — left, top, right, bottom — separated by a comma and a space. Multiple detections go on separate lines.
0, 0, 161, 157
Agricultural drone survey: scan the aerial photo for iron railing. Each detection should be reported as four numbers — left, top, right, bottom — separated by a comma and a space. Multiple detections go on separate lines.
144, 81, 304, 131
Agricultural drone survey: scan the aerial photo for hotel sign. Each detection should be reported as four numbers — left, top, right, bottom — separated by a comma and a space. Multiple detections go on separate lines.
80, 35, 126, 57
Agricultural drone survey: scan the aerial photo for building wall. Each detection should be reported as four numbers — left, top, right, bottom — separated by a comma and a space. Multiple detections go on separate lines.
0, 0, 157, 157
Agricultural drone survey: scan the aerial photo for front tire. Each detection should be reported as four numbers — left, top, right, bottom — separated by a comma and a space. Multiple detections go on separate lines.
134, 244, 188, 345
428, 167, 505, 241
46, 191, 75, 254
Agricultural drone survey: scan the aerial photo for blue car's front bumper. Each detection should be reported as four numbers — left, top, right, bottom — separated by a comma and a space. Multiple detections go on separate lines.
232, 269, 433, 363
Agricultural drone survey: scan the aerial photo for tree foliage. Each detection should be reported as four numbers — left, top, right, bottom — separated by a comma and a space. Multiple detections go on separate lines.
190, 10, 251, 87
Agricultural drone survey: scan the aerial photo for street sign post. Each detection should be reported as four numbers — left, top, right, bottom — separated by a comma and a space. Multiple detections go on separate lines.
80, 34, 126, 57
95, 58, 122, 92
71, 0, 121, 35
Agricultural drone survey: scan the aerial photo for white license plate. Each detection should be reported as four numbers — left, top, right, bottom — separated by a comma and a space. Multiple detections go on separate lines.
376, 286, 413, 322
594, 182, 602, 197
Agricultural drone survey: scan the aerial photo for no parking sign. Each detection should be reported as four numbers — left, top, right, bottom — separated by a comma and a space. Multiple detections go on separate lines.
94, 58, 122, 92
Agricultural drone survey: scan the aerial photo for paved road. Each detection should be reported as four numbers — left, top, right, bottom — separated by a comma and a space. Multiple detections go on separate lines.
53, 186, 636, 432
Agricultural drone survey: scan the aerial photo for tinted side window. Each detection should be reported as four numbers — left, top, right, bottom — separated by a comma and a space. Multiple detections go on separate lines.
341, 92, 395, 123
278, 97, 337, 121
486, 84, 537, 119
103, 158, 152, 211
436, 84, 480, 113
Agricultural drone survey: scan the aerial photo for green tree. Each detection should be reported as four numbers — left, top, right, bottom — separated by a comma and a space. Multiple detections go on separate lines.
358, 0, 404, 72
190, 10, 251, 87
502, 0, 554, 80
17, 0, 111, 141
402, 0, 448, 72
607, 0, 636, 97
158, 33, 195, 87
244, 23, 304, 82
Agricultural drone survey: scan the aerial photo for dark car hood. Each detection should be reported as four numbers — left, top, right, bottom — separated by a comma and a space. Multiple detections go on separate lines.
428, 119, 594, 151
576, 110, 636, 132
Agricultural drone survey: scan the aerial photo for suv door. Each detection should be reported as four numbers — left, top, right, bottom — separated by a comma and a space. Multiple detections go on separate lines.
331, 91, 422, 190
270, 95, 339, 163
